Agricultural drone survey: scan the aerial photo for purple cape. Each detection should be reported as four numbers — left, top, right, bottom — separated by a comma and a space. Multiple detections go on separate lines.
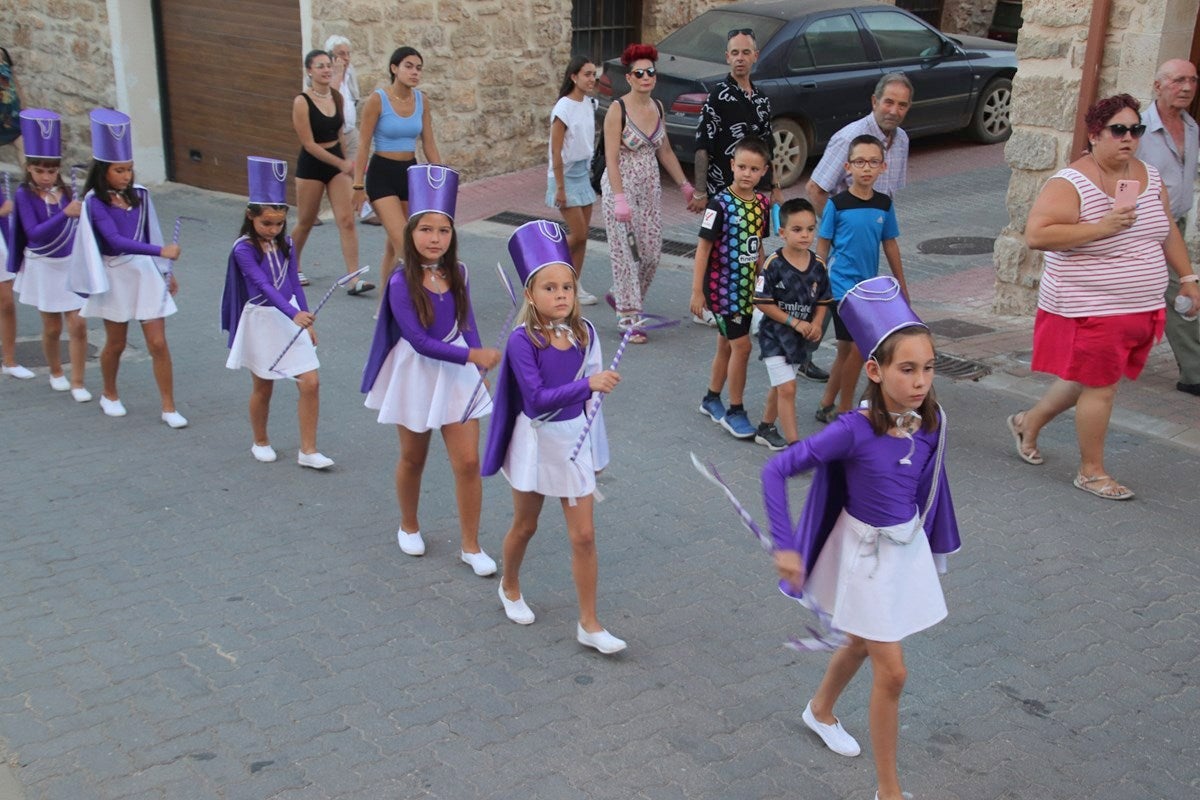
220, 235, 253, 348
360, 272, 407, 394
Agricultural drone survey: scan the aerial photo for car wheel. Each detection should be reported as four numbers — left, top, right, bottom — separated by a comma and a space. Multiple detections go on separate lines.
771, 118, 809, 189
969, 78, 1013, 143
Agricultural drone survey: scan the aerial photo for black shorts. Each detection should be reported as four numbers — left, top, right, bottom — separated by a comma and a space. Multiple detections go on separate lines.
831, 305, 853, 342
295, 143, 345, 184
366, 155, 417, 202
714, 310, 752, 341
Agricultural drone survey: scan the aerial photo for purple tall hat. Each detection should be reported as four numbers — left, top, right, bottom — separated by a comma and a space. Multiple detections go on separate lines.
247, 156, 288, 205
837, 276, 928, 360
507, 220, 573, 286
89, 108, 133, 163
19, 109, 63, 159
407, 164, 459, 220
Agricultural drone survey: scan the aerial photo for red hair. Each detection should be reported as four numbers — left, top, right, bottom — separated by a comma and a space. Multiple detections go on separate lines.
621, 44, 657, 67
1085, 94, 1141, 141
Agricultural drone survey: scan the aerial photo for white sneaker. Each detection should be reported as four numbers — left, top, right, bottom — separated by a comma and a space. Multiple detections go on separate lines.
802, 701, 861, 756
298, 451, 334, 470
397, 528, 425, 556
161, 410, 189, 429
460, 549, 497, 576
576, 286, 598, 306
99, 396, 127, 417
874, 793, 913, 800
251, 444, 277, 463
576, 623, 627, 654
2, 364, 35, 380
71, 387, 92, 403
49, 374, 70, 391
498, 582, 535, 624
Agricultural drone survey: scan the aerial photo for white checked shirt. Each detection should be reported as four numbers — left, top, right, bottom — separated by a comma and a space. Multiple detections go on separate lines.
809, 113, 909, 201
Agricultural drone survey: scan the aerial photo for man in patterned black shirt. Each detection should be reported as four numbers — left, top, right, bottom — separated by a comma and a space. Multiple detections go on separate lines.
689, 29, 784, 214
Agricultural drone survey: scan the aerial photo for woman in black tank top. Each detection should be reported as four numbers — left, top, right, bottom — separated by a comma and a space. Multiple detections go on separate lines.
290, 49, 373, 294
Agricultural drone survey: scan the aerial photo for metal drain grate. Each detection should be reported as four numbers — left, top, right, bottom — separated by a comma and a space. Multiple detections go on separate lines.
927, 318, 996, 339
934, 352, 991, 381
917, 236, 995, 256
484, 211, 696, 257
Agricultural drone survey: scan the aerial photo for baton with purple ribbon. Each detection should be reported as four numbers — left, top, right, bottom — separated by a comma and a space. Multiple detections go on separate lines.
689, 451, 848, 652
2, 171, 10, 201
459, 262, 520, 423
159, 215, 206, 315
567, 327, 632, 463
269, 266, 370, 377
69, 164, 86, 198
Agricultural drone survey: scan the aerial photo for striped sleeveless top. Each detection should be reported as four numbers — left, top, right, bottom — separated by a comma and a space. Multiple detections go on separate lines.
1038, 163, 1170, 317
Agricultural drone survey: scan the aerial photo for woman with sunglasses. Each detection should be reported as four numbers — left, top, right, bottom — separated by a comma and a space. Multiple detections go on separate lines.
599, 43, 692, 344
1013, 94, 1200, 501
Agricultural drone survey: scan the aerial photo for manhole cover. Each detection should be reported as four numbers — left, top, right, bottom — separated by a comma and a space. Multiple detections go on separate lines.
928, 318, 996, 339
917, 236, 995, 256
933, 352, 991, 381
12, 339, 100, 368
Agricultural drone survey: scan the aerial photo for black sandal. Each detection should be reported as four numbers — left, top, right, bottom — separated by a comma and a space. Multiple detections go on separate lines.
346, 279, 376, 296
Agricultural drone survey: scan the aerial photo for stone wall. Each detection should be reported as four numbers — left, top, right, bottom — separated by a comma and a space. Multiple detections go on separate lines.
992, 0, 1200, 314
1, 3, 116, 169
941, 0, 1000, 36
642, 0, 731, 45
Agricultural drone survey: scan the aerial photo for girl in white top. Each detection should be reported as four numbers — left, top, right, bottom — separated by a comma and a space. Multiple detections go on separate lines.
546, 56, 599, 305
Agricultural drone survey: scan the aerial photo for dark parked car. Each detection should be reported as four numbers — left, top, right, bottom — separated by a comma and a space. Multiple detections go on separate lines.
596, 0, 1017, 187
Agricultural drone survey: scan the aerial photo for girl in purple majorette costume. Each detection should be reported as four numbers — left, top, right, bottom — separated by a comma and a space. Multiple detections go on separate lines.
6, 109, 89, 400
481, 220, 626, 655
361, 165, 502, 574
762, 276, 961, 800
69, 109, 186, 428
221, 157, 333, 470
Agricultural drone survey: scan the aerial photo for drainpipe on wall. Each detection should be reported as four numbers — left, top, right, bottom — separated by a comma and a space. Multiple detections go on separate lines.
1069, 0, 1114, 159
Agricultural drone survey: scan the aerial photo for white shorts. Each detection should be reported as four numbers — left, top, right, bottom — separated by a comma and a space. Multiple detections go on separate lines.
764, 355, 800, 387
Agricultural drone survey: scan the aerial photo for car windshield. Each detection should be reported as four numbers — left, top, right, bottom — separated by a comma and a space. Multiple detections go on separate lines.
656, 11, 785, 62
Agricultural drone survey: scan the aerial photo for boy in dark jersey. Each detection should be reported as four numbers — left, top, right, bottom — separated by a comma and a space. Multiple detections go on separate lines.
815, 134, 908, 423
752, 198, 831, 449
689, 138, 770, 439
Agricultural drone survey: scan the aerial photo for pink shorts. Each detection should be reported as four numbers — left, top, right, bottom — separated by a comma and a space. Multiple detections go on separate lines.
1031, 308, 1165, 387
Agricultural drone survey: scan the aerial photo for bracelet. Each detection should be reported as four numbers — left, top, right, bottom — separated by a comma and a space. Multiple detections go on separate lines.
352, 184, 365, 190
1182, 274, 1200, 284
692, 190, 706, 200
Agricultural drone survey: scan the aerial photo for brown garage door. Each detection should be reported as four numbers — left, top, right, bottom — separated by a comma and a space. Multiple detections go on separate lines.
156, 0, 301, 200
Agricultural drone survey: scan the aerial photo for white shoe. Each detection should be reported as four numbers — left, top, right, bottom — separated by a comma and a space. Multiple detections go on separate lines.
49, 374, 70, 391
251, 444, 277, 463
298, 451, 334, 470
460, 549, 497, 576
802, 701, 861, 756
576, 286, 598, 305
2, 364, 35, 380
71, 387, 92, 403
99, 396, 127, 417
498, 582, 534, 624
576, 623, 626, 654
397, 528, 425, 556
874, 793, 913, 800
161, 410, 189, 429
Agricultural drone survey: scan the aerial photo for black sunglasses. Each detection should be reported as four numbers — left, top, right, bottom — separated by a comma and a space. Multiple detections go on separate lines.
727, 27, 755, 39
1106, 123, 1147, 138
629, 67, 656, 79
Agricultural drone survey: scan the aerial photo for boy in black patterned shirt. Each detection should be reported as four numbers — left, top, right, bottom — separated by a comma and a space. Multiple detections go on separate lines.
752, 198, 831, 449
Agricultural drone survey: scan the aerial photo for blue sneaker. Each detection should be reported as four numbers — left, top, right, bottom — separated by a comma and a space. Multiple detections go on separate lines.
720, 408, 756, 439
698, 395, 726, 422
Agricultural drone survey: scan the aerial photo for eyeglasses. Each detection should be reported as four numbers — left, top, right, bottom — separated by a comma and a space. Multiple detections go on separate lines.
629, 67, 656, 79
1105, 123, 1147, 138
848, 159, 884, 169
727, 27, 755, 39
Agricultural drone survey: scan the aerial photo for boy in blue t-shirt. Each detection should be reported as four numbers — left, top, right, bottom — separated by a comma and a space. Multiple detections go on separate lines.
815, 134, 908, 423
689, 138, 770, 440
751, 198, 832, 449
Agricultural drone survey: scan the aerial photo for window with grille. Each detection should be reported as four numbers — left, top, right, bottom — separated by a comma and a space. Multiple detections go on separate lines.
571, 0, 640, 65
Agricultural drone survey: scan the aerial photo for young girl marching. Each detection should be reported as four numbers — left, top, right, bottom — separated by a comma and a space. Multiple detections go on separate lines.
69, 109, 186, 427
6, 108, 89, 400
362, 165, 501, 573
0, 159, 32, 381
481, 220, 626, 655
221, 157, 332, 469
761, 277, 961, 800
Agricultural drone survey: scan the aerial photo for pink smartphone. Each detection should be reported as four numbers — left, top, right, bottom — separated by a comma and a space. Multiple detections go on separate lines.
1115, 179, 1139, 209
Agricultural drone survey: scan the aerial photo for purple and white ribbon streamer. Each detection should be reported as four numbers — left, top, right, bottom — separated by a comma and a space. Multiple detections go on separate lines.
159, 215, 205, 315
458, 262, 520, 423
269, 266, 369, 377
2, 171, 10, 200
689, 451, 848, 653
603, 292, 681, 332
568, 327, 632, 463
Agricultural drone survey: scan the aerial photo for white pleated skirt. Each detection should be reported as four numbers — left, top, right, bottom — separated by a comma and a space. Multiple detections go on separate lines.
502, 412, 595, 499
804, 509, 947, 642
14, 253, 86, 312
226, 300, 319, 380
81, 254, 177, 322
0, 235, 10, 283
364, 336, 489, 431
